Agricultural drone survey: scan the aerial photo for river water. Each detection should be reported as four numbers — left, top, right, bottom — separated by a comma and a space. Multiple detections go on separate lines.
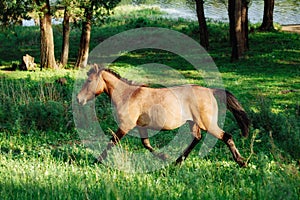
126, 0, 300, 25
23, 0, 300, 26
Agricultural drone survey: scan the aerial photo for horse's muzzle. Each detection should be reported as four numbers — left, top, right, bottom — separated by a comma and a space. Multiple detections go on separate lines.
77, 95, 87, 106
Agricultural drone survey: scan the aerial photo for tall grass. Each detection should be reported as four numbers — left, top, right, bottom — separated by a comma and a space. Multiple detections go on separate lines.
0, 73, 73, 132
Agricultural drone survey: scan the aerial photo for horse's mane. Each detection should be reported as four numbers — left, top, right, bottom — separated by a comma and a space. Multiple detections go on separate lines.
88, 64, 147, 87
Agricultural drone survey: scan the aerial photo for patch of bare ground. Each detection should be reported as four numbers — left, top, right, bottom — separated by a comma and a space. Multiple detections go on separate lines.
281, 24, 300, 34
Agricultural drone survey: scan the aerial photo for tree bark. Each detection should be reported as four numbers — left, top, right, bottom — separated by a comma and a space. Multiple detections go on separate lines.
195, 0, 209, 49
60, 7, 70, 67
228, 0, 249, 61
75, 6, 93, 68
241, 0, 249, 50
260, 0, 275, 31
39, 0, 57, 69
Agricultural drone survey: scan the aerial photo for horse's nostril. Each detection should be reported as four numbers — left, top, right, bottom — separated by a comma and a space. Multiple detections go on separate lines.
77, 96, 83, 105
77, 95, 87, 106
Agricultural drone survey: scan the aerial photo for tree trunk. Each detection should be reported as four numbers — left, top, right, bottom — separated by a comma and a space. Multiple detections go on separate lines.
229, 0, 242, 61
75, 6, 93, 68
260, 0, 275, 31
228, 0, 249, 61
241, 0, 249, 50
60, 7, 70, 67
39, 0, 57, 69
195, 0, 209, 49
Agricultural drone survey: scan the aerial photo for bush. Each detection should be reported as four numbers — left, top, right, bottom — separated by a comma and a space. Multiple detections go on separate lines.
20, 101, 67, 132
0, 96, 19, 131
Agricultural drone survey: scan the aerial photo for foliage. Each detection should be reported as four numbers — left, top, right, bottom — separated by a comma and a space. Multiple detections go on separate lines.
0, 0, 32, 26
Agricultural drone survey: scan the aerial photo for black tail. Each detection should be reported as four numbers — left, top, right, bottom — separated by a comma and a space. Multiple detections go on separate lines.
212, 89, 250, 137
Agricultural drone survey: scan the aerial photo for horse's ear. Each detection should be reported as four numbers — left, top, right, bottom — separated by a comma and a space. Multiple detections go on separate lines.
87, 64, 98, 76
93, 64, 99, 73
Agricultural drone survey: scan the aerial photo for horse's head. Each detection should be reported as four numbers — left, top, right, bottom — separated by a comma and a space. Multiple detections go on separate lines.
77, 64, 105, 105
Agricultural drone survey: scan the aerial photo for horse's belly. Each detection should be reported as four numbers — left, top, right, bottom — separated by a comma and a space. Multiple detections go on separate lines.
137, 104, 190, 130
137, 118, 186, 130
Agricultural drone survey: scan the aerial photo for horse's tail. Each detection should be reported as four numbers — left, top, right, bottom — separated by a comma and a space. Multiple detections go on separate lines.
212, 89, 250, 137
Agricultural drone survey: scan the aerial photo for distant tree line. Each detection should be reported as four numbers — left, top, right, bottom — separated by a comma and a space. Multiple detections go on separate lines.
0, 0, 276, 68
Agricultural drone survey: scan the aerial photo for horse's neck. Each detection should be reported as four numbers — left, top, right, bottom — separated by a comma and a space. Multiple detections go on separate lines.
102, 71, 132, 105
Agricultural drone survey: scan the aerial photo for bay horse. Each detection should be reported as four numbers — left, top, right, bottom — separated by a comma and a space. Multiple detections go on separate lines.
77, 65, 250, 167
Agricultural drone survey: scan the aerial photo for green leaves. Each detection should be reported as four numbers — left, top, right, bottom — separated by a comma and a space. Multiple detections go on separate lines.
0, 0, 32, 26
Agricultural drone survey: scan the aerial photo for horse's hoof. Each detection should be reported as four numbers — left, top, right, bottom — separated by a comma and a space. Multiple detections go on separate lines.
93, 157, 104, 165
175, 161, 182, 166
175, 157, 184, 166
240, 162, 247, 168
92, 158, 100, 165
157, 153, 169, 161
153, 152, 169, 161
237, 159, 247, 168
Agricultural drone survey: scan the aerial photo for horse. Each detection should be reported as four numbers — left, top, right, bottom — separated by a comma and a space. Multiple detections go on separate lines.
77, 65, 250, 167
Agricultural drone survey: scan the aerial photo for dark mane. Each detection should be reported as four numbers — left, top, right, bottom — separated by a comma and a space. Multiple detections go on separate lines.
88, 65, 147, 87
105, 68, 147, 87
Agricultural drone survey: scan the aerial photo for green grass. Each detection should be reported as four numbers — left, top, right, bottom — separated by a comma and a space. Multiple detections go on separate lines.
0, 5, 300, 199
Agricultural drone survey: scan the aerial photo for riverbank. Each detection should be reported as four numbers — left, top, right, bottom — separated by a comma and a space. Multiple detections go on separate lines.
134, 0, 300, 25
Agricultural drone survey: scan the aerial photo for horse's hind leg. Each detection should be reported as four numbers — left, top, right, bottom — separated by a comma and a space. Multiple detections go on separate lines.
138, 128, 168, 161
208, 126, 246, 167
176, 121, 202, 164
222, 132, 246, 167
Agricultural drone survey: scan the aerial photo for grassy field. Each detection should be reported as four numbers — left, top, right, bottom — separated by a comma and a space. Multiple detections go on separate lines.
0, 6, 299, 199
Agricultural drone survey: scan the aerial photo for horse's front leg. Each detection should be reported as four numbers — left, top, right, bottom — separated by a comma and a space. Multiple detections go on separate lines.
138, 128, 168, 161
138, 128, 154, 152
97, 128, 127, 163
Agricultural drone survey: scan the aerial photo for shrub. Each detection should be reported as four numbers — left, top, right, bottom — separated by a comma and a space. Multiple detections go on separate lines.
0, 96, 19, 131
20, 101, 67, 132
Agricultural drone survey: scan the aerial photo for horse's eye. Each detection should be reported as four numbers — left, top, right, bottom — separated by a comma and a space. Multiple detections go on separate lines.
87, 79, 92, 83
